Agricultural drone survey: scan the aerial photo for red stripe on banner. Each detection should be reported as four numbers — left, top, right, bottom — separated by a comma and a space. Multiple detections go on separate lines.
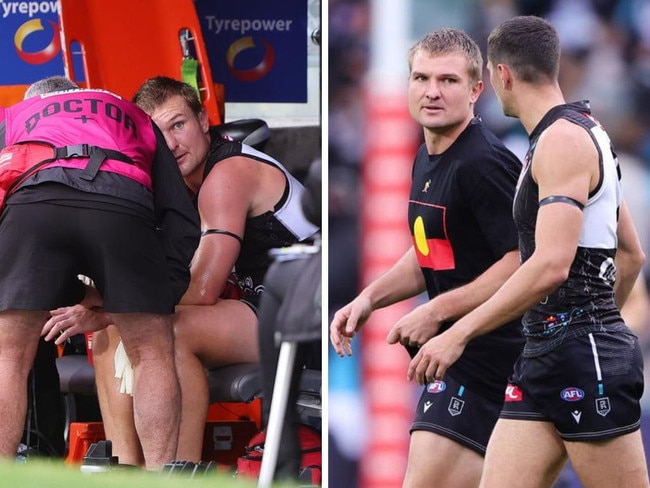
360, 89, 419, 488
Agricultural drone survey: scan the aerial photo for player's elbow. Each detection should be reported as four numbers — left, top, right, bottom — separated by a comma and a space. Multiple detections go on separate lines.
536, 256, 571, 293
618, 244, 646, 279
546, 266, 570, 291
184, 285, 221, 306
192, 295, 219, 306
630, 247, 646, 274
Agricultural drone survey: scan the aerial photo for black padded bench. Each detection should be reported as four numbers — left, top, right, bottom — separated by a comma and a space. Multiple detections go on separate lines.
56, 355, 264, 404
57, 355, 319, 401
56, 355, 320, 414
212, 118, 270, 151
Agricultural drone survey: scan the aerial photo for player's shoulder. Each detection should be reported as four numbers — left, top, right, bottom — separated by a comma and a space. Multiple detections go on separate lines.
456, 119, 520, 170
463, 117, 509, 149
413, 142, 429, 160
538, 118, 594, 155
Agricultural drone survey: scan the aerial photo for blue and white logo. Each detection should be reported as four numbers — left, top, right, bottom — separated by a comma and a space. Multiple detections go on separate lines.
427, 380, 446, 394
560, 387, 585, 402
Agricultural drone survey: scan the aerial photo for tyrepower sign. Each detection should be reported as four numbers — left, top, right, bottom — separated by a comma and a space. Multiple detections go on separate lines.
195, 0, 308, 103
0, 0, 64, 84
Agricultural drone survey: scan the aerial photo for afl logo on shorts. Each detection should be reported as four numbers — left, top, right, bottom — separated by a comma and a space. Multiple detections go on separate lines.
560, 387, 585, 402
427, 380, 446, 394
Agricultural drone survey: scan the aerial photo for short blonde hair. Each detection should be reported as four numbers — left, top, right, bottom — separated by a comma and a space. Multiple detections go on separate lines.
407, 28, 483, 84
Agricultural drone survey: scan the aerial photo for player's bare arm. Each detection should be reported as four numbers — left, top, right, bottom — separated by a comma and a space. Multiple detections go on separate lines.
330, 247, 426, 357
613, 199, 646, 308
181, 160, 251, 305
387, 249, 519, 346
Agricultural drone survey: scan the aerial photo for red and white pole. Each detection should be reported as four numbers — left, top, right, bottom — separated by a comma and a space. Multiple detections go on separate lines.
360, 1, 419, 486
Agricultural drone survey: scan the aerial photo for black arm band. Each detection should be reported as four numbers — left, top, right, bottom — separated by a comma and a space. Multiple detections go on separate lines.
201, 229, 243, 244
538, 195, 584, 211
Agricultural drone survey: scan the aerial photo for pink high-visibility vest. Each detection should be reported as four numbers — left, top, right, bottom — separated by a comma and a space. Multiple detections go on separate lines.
2, 89, 155, 190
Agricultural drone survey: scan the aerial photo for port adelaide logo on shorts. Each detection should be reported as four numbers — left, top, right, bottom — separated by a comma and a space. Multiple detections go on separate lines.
448, 397, 464, 416
596, 397, 611, 416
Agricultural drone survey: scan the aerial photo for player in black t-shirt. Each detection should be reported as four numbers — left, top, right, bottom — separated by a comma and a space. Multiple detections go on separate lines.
330, 29, 524, 487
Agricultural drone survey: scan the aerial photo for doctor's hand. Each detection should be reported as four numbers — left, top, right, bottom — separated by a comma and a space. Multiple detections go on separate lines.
42, 304, 111, 345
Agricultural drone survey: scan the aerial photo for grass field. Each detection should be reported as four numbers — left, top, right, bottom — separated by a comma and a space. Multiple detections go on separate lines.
0, 458, 294, 488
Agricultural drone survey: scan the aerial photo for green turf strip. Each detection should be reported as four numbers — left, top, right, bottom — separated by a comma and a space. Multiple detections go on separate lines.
0, 459, 268, 488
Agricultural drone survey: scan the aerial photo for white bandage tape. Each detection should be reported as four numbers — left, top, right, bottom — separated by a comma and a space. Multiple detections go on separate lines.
114, 340, 135, 396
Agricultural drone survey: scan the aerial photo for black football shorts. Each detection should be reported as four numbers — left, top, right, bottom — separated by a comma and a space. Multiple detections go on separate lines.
0, 201, 176, 314
410, 371, 504, 455
500, 331, 643, 441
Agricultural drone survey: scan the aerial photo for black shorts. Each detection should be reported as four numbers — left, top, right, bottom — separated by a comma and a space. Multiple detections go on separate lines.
0, 201, 175, 314
410, 372, 503, 455
500, 331, 643, 441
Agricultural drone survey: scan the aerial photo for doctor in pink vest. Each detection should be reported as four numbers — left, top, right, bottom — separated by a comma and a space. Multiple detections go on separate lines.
0, 76, 199, 470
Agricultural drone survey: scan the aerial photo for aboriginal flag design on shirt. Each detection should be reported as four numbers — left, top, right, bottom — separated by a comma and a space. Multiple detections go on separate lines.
407, 118, 521, 299
411, 202, 454, 270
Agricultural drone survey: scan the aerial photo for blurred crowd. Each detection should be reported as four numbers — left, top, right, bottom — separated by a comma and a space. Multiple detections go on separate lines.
329, 0, 650, 486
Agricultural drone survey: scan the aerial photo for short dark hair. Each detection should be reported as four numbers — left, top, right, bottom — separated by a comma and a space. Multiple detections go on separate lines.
487, 16, 560, 83
132, 76, 203, 116
407, 28, 483, 85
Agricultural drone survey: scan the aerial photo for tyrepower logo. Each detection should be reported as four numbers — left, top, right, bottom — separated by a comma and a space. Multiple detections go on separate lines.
14, 18, 60, 64
504, 384, 523, 402
560, 387, 585, 402
203, 16, 290, 82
